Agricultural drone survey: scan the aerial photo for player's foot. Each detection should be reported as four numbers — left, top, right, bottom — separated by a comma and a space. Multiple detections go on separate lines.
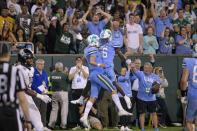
124, 95, 132, 109
80, 116, 90, 128
70, 98, 84, 105
159, 123, 167, 128
43, 127, 51, 131
120, 126, 125, 131
118, 110, 133, 116
125, 126, 132, 131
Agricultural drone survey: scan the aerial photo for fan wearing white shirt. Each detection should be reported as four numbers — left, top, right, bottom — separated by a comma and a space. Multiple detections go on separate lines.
124, 13, 144, 57
69, 57, 89, 129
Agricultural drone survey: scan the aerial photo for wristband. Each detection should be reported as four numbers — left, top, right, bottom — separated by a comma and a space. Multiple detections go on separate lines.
25, 120, 31, 124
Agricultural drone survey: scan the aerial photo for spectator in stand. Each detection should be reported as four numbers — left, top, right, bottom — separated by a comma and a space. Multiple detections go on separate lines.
194, 0, 197, 16
16, 5, 33, 42
0, 21, 17, 43
118, 66, 133, 131
54, 23, 75, 54
159, 27, 175, 54
82, 4, 112, 36
143, 26, 159, 55
125, 0, 144, 22
150, 0, 177, 38
186, 24, 193, 39
7, 0, 22, 15
15, 27, 25, 42
172, 24, 180, 38
31, 0, 45, 15
111, 18, 124, 49
124, 13, 143, 57
192, 29, 197, 45
48, 62, 69, 130
0, 7, 15, 31
175, 26, 193, 54
46, 16, 61, 54
183, 3, 196, 25
8, 3, 17, 19
134, 3, 147, 33
31, 8, 48, 45
68, 9, 84, 53
174, 9, 190, 27
32, 59, 49, 127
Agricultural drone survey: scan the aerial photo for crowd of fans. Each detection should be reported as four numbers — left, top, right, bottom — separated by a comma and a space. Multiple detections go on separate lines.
0, 0, 196, 55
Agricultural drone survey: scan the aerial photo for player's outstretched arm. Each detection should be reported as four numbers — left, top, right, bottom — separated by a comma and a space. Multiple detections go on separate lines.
180, 68, 189, 91
115, 48, 126, 62
25, 88, 37, 97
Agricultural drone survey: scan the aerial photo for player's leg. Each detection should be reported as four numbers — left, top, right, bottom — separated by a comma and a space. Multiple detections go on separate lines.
26, 95, 44, 131
106, 68, 132, 109
94, 73, 132, 116
70, 80, 91, 105
80, 82, 100, 128
186, 99, 197, 131
48, 92, 59, 128
60, 91, 69, 128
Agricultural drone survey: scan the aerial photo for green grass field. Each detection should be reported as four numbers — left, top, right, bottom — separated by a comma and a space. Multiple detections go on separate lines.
53, 126, 183, 131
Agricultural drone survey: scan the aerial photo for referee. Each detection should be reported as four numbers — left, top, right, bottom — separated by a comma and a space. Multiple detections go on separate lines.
0, 42, 31, 131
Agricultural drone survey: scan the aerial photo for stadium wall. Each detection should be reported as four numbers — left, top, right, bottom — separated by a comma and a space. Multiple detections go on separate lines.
11, 54, 189, 123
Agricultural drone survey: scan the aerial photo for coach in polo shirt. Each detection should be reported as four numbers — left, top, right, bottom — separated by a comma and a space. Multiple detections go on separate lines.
32, 59, 49, 127
69, 56, 89, 127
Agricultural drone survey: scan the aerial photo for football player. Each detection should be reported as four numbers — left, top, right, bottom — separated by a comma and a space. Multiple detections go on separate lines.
80, 34, 132, 128
180, 45, 197, 131
16, 49, 51, 131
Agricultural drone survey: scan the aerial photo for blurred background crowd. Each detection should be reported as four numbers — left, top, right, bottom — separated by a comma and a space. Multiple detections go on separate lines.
0, 0, 196, 55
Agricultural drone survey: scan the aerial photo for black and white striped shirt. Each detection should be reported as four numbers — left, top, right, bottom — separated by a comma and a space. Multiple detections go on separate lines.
0, 62, 26, 108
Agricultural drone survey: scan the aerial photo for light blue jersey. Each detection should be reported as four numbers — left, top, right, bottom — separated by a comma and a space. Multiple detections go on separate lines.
183, 58, 197, 122
134, 70, 160, 101
100, 42, 116, 68
84, 46, 115, 98
84, 46, 104, 74
183, 58, 197, 99
99, 41, 122, 81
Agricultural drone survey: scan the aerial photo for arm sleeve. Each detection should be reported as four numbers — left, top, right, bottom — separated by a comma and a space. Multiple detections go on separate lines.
133, 70, 143, 80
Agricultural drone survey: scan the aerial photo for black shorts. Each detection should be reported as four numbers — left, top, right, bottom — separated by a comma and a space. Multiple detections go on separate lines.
137, 99, 157, 114
0, 107, 23, 131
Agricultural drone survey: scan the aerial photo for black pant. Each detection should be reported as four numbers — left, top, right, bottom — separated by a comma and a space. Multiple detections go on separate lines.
71, 89, 83, 125
157, 97, 171, 125
33, 97, 47, 126
131, 90, 140, 125
119, 97, 133, 127
0, 107, 23, 131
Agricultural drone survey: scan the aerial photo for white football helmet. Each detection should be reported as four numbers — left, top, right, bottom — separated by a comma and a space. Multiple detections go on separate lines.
100, 29, 112, 41
87, 34, 100, 47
